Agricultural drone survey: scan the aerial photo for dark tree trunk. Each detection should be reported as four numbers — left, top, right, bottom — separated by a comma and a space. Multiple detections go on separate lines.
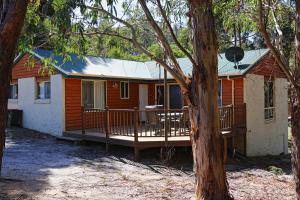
292, 2, 300, 199
187, 0, 232, 199
291, 93, 300, 198
0, 0, 28, 175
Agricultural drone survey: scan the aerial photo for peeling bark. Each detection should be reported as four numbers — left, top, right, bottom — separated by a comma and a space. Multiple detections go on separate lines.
187, 0, 232, 199
291, 2, 300, 199
0, 0, 28, 175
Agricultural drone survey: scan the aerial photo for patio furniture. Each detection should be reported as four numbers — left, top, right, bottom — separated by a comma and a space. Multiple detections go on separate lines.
145, 105, 163, 134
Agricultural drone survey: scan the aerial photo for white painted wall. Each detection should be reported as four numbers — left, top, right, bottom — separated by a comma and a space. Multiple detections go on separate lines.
244, 74, 288, 156
7, 74, 65, 136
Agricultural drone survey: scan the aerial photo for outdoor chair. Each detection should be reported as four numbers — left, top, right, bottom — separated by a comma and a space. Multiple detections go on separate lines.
145, 105, 163, 135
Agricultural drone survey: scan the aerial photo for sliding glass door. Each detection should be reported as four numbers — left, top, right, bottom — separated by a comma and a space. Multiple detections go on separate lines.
156, 84, 183, 109
82, 80, 106, 109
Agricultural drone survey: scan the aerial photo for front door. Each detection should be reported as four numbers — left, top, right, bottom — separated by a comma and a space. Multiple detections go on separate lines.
139, 84, 148, 121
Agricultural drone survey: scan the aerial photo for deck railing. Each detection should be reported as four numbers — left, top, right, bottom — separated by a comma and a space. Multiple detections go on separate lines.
81, 104, 246, 141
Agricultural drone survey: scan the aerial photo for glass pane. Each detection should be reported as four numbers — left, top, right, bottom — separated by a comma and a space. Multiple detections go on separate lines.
169, 85, 182, 109
37, 82, 44, 99
121, 82, 129, 98
44, 82, 51, 99
156, 85, 164, 106
82, 81, 94, 108
218, 80, 222, 106
125, 82, 129, 98
264, 80, 274, 108
9, 85, 18, 99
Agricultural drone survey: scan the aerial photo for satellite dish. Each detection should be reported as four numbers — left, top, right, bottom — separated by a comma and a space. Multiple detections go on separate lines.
225, 46, 244, 63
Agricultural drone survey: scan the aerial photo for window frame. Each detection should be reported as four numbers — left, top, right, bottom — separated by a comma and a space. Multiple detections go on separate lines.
120, 81, 130, 99
9, 83, 18, 100
264, 78, 275, 121
36, 80, 51, 100
155, 83, 184, 109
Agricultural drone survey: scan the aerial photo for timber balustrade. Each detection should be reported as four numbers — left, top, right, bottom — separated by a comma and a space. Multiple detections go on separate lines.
81, 104, 246, 141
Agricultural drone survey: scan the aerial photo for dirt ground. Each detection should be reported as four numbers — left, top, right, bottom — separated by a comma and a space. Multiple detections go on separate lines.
0, 128, 296, 200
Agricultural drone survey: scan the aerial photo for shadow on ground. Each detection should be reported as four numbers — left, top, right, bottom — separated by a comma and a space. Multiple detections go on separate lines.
1, 128, 194, 199
0, 128, 293, 199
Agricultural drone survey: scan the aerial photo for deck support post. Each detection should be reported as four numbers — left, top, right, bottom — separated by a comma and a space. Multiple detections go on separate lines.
105, 106, 110, 153
81, 106, 85, 135
223, 137, 228, 163
106, 143, 110, 153
134, 147, 140, 161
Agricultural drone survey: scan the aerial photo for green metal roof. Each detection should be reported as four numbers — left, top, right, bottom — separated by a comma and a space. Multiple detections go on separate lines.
29, 48, 270, 80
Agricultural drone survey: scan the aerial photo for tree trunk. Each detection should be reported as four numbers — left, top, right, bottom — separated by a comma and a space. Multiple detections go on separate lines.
292, 2, 300, 199
291, 93, 300, 199
187, 0, 232, 199
0, 0, 29, 175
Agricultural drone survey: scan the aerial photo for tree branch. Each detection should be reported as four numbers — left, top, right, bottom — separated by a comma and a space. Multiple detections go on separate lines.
81, 3, 189, 91
138, 0, 189, 83
258, 0, 297, 87
156, 0, 196, 67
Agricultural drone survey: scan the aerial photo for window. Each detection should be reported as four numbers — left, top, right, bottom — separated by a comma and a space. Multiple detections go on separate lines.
169, 85, 182, 109
264, 79, 275, 120
82, 81, 94, 109
218, 80, 222, 106
156, 85, 164, 106
156, 84, 183, 109
37, 81, 51, 99
9, 84, 18, 99
82, 80, 106, 109
120, 81, 129, 99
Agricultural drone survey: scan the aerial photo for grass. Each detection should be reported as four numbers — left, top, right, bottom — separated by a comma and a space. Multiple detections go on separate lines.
268, 166, 284, 175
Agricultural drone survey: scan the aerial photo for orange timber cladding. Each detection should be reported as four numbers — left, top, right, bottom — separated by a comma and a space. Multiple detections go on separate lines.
12, 53, 284, 132
64, 78, 244, 131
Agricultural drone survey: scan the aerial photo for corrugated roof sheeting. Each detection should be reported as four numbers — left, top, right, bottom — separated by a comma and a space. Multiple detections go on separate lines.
32, 48, 269, 79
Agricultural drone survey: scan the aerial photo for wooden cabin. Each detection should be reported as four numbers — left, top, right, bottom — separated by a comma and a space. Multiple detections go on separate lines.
8, 49, 288, 158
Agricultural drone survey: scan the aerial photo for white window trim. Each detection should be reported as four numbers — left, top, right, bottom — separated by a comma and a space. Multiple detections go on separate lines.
34, 99, 51, 104
120, 81, 130, 99
8, 99, 18, 104
81, 80, 107, 109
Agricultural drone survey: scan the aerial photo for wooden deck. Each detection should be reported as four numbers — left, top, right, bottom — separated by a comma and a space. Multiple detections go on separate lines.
63, 104, 247, 160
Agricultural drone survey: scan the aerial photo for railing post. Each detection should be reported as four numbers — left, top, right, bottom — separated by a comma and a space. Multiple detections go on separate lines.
81, 106, 85, 135
133, 107, 139, 143
165, 110, 168, 143
133, 107, 140, 160
105, 106, 110, 152
231, 104, 234, 130
105, 106, 110, 137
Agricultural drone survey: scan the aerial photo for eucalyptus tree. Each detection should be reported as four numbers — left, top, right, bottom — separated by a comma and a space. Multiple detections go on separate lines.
0, 0, 29, 175
67, 0, 232, 199
0, 0, 233, 198
256, 0, 300, 198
